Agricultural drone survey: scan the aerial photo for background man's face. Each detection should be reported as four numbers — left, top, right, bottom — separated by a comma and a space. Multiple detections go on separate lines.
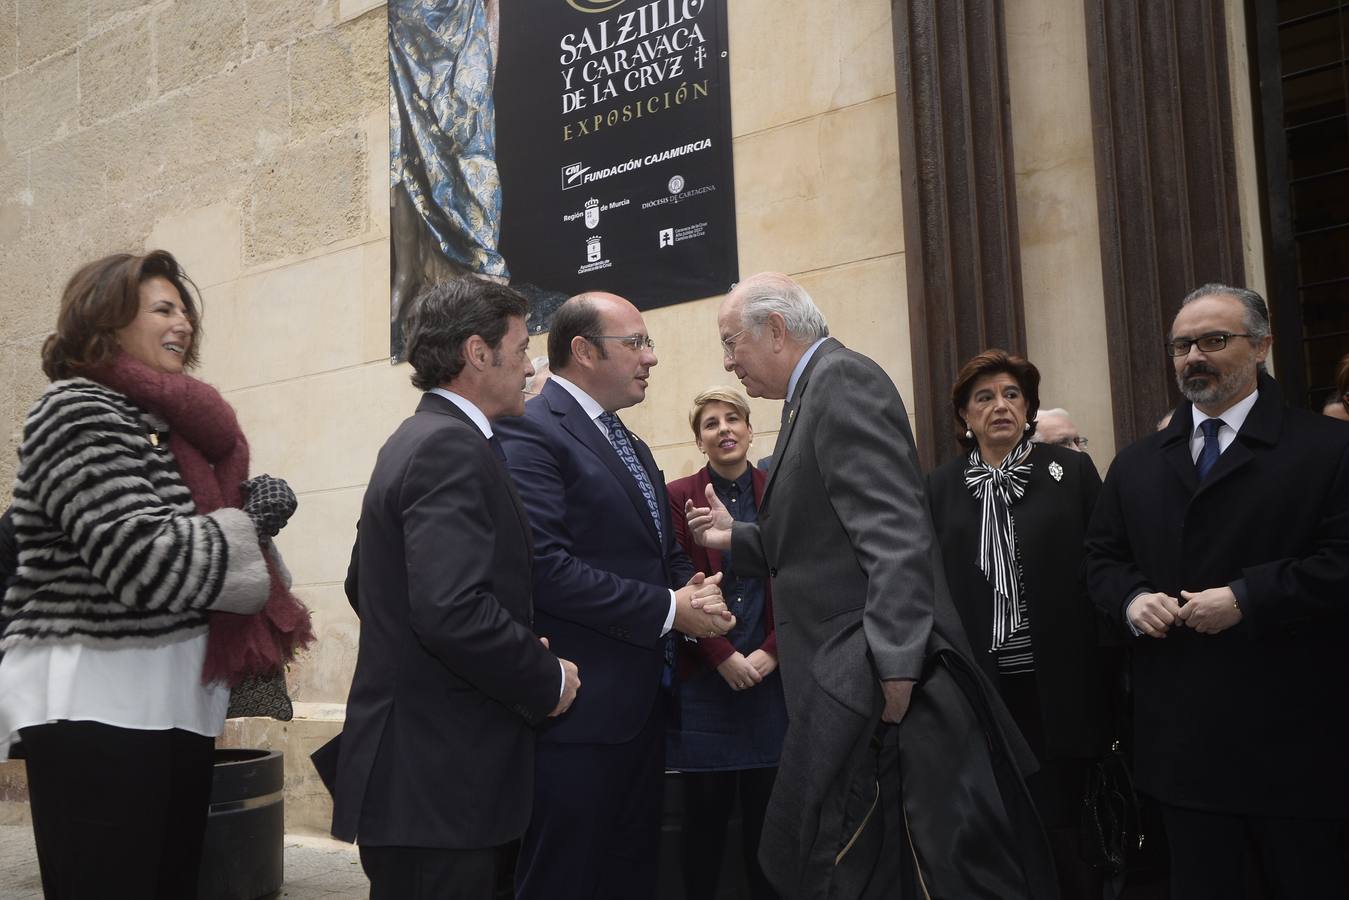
1034, 413, 1081, 451
1171, 295, 1268, 411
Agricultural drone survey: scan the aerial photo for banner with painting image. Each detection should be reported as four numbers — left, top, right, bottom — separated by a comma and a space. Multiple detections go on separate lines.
389, 0, 737, 353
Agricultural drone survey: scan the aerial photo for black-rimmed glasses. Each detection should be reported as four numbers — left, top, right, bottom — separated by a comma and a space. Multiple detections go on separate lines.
1165, 333, 1253, 357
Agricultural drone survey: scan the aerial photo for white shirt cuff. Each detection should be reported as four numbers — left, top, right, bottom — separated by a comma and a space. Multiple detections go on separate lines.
1124, 590, 1147, 636
661, 589, 677, 637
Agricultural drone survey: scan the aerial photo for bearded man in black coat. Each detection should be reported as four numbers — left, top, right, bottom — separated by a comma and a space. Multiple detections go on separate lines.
1085, 283, 1349, 899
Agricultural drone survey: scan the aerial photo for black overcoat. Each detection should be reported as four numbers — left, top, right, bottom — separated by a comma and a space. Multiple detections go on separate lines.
927, 443, 1112, 759
1085, 374, 1349, 818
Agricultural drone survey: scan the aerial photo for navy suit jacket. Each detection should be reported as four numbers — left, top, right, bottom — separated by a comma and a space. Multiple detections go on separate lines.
496, 379, 694, 744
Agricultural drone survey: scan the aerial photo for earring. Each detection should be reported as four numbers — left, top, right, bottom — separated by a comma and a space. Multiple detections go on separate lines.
964, 429, 973, 440
1023, 422, 1031, 432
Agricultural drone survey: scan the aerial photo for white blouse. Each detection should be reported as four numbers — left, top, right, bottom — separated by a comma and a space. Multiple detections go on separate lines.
0, 633, 230, 758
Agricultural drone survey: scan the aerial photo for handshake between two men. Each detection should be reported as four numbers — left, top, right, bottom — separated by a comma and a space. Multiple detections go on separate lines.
545, 569, 735, 719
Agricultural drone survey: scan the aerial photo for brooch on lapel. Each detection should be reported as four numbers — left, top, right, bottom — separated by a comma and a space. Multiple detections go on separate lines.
1048, 461, 1063, 482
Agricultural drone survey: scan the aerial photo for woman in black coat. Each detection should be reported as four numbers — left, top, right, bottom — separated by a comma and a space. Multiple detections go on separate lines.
926, 348, 1114, 899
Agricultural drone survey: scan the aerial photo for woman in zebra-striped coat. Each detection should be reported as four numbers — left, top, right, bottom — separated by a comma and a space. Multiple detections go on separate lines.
0, 251, 302, 900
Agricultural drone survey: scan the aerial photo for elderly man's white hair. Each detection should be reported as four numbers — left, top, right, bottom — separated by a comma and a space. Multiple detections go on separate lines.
1038, 407, 1072, 421
731, 272, 830, 343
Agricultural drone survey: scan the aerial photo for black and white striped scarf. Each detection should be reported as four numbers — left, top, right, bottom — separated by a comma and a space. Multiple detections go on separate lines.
963, 438, 1034, 651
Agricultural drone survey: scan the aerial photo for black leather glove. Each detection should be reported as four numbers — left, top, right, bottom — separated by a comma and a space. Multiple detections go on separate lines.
240, 475, 297, 539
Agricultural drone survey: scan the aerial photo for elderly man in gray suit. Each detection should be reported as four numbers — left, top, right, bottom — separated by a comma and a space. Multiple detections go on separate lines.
688, 272, 1057, 900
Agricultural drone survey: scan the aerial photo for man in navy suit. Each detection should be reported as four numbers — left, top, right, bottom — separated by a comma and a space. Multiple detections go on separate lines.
497, 292, 735, 900
329, 279, 581, 899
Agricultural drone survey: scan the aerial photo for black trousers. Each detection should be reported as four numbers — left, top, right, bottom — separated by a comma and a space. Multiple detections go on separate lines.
1162, 803, 1348, 900
20, 720, 215, 900
359, 844, 499, 900
516, 696, 666, 900
680, 767, 779, 900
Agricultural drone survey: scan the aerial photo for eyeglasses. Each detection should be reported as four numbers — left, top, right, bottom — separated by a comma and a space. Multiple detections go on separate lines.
720, 328, 746, 358
586, 334, 655, 352
1165, 333, 1253, 357
1046, 435, 1089, 449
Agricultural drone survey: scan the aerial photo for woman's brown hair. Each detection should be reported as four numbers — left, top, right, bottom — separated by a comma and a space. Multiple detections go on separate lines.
949, 348, 1042, 450
41, 250, 203, 380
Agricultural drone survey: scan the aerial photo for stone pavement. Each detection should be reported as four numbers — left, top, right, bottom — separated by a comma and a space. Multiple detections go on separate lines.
0, 825, 370, 899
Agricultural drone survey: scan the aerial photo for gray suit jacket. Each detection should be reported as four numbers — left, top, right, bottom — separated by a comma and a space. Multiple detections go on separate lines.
734, 339, 1052, 898
731, 338, 939, 699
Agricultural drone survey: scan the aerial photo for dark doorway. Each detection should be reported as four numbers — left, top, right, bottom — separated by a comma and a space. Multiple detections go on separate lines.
1252, 0, 1349, 409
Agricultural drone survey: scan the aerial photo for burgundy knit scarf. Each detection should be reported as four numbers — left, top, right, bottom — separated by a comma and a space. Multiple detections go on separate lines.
90, 352, 313, 685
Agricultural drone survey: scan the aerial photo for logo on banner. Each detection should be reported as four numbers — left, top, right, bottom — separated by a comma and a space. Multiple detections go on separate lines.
668, 175, 685, 194
562, 162, 590, 190
579, 234, 613, 274
566, 0, 627, 12
584, 198, 600, 228
657, 222, 709, 247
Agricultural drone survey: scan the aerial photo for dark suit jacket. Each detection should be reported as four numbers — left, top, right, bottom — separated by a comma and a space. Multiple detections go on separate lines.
495, 378, 694, 744
329, 393, 560, 848
928, 443, 1112, 758
1085, 373, 1349, 817
666, 465, 776, 674
730, 340, 1051, 897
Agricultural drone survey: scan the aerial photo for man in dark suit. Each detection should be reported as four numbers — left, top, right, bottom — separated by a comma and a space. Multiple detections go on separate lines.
496, 291, 735, 900
689, 272, 1055, 899
1085, 283, 1349, 899
328, 279, 580, 899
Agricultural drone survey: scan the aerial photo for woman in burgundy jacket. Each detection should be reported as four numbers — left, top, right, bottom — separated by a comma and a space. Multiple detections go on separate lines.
666, 386, 787, 900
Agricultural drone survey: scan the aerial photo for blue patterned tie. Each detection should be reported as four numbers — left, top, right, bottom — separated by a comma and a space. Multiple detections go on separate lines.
599, 412, 674, 686
598, 412, 663, 541
1196, 418, 1224, 481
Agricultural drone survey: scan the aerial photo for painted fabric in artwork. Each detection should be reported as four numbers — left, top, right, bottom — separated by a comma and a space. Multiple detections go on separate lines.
390, 0, 507, 276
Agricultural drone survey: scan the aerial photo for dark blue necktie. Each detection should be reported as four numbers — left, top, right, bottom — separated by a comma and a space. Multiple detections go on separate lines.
1196, 418, 1224, 481
487, 434, 507, 464
597, 412, 662, 542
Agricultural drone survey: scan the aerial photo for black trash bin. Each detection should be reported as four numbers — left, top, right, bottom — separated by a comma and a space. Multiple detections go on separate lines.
197, 749, 284, 900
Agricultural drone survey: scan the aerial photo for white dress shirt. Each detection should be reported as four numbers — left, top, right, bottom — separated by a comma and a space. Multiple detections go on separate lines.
1188, 389, 1259, 463
786, 337, 829, 403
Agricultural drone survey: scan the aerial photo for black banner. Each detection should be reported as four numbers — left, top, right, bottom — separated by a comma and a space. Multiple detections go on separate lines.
494, 0, 738, 324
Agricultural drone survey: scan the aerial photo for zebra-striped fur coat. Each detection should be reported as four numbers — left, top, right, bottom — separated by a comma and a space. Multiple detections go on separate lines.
0, 378, 269, 650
